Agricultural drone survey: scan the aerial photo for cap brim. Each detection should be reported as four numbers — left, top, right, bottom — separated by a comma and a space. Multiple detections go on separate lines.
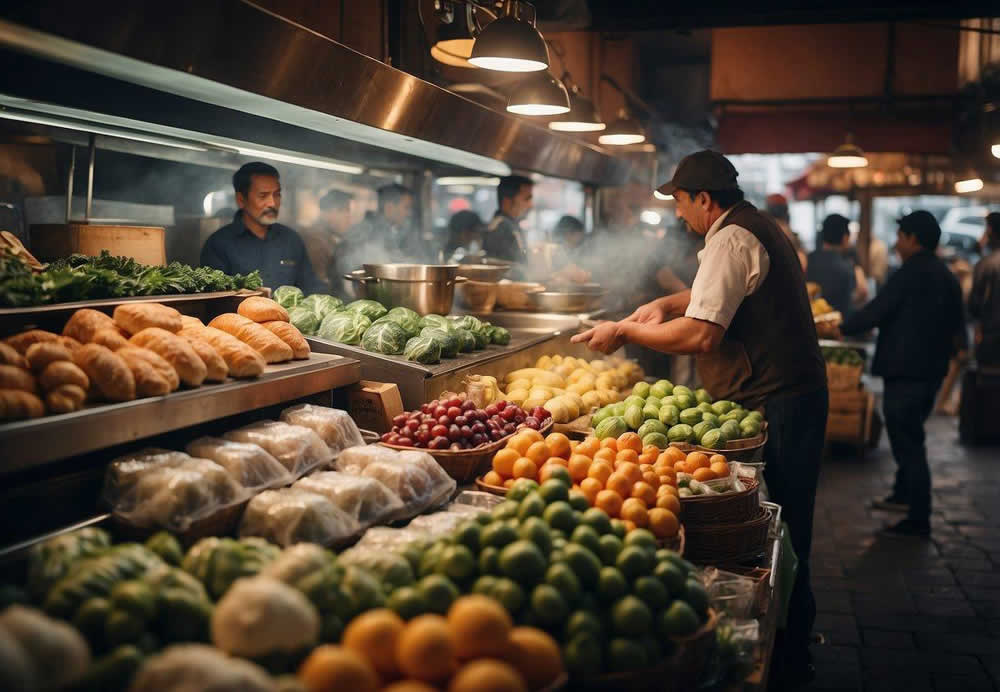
657, 181, 678, 195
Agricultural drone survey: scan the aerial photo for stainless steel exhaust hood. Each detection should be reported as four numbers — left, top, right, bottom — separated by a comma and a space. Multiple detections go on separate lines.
0, 0, 636, 185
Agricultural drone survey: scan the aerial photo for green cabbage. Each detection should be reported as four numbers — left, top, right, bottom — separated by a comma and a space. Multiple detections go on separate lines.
404, 336, 442, 364
471, 328, 489, 349
488, 326, 511, 345
384, 307, 421, 336
344, 299, 388, 322
273, 285, 304, 309
288, 306, 320, 335
454, 328, 476, 353
317, 311, 371, 344
420, 327, 459, 358
361, 320, 409, 355
450, 315, 483, 333
418, 314, 452, 331
302, 293, 343, 320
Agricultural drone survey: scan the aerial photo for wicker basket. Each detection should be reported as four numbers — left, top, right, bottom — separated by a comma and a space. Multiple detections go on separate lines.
110, 500, 247, 546
683, 507, 773, 565
679, 476, 760, 525
696, 427, 768, 463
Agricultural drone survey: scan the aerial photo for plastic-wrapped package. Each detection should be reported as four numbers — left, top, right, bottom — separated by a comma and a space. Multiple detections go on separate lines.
239, 488, 361, 547
449, 490, 504, 512
186, 437, 294, 492
293, 471, 405, 528
223, 420, 334, 478
408, 511, 470, 539
103, 452, 248, 531
279, 404, 364, 456
337, 545, 416, 590
334, 445, 399, 474
358, 461, 439, 518
395, 450, 457, 507
354, 525, 429, 551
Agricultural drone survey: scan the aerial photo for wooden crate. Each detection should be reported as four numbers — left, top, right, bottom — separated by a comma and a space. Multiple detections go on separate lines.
31, 223, 166, 266
826, 391, 874, 444
829, 388, 868, 413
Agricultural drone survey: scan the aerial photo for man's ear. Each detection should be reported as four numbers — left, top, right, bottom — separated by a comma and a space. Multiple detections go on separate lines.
235, 192, 246, 209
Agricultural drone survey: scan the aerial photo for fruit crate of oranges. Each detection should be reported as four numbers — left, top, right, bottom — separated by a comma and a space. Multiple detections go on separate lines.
478, 430, 686, 546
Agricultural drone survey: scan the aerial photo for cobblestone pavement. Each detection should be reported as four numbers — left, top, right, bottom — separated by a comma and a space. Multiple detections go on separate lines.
804, 415, 1000, 692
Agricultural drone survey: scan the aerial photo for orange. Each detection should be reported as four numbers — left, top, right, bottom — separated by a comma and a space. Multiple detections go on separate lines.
617, 432, 642, 453
642, 471, 660, 489
504, 626, 565, 691
483, 470, 504, 487
658, 474, 676, 489
537, 464, 559, 484
673, 460, 688, 473
342, 608, 405, 678
299, 645, 379, 692
595, 489, 623, 518
545, 456, 569, 469
656, 493, 681, 514
620, 498, 649, 527
568, 454, 593, 482
575, 438, 600, 457
587, 462, 613, 486
709, 453, 728, 466
692, 467, 716, 482
631, 481, 656, 506
622, 520, 638, 533
396, 614, 457, 683
639, 463, 653, 474
506, 434, 533, 456
520, 428, 544, 443
648, 508, 679, 539
658, 484, 679, 498
512, 457, 538, 480
492, 448, 520, 477
605, 472, 632, 498
642, 444, 661, 457
638, 452, 658, 466
593, 448, 616, 465
664, 446, 686, 463
618, 462, 642, 486
599, 437, 619, 453
685, 452, 710, 469
449, 660, 526, 692
447, 595, 513, 661
569, 440, 579, 453
579, 477, 603, 504
545, 433, 572, 460
710, 461, 730, 478
503, 478, 516, 489
616, 449, 639, 465
525, 442, 552, 465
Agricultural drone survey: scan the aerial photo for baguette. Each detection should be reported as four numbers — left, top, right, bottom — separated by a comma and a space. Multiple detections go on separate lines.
178, 326, 265, 378
0, 342, 28, 369
91, 329, 130, 351
5, 330, 60, 354
0, 389, 45, 420
260, 321, 310, 359
0, 365, 37, 394
45, 384, 87, 414
63, 309, 115, 343
129, 328, 207, 387
237, 296, 289, 323
180, 315, 205, 329
208, 313, 293, 363
38, 361, 90, 392
113, 303, 182, 335
116, 351, 171, 397
72, 344, 135, 402
25, 342, 73, 373
181, 335, 228, 382
116, 346, 180, 392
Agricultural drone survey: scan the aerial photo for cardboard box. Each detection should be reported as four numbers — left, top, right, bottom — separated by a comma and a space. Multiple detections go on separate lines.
345, 380, 403, 434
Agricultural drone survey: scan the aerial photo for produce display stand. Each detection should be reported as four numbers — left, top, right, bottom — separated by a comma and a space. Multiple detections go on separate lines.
740, 514, 785, 691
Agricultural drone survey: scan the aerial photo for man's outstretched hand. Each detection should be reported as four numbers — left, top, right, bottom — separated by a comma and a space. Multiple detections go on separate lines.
571, 321, 626, 354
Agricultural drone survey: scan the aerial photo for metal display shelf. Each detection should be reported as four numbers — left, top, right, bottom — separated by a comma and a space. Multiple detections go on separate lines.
0, 353, 360, 474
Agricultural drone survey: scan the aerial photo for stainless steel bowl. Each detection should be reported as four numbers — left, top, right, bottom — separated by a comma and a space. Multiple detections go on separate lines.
346, 264, 466, 315
457, 263, 511, 282
526, 287, 606, 313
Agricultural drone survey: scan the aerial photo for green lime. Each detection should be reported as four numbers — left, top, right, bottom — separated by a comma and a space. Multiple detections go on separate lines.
545, 563, 582, 605
417, 574, 459, 614
531, 584, 569, 627
658, 601, 700, 637
479, 546, 501, 575
568, 490, 590, 513
499, 540, 547, 586
492, 500, 520, 521
552, 536, 567, 551
623, 529, 658, 555
596, 566, 628, 603
631, 382, 651, 398
418, 542, 446, 577
474, 512, 493, 526
508, 478, 540, 502
453, 521, 481, 552
517, 492, 546, 520
581, 507, 613, 536
550, 528, 567, 542
633, 576, 669, 611
519, 516, 553, 556
640, 635, 662, 663
546, 466, 574, 488
481, 522, 519, 550
653, 562, 685, 596
570, 525, 602, 556
561, 543, 602, 588
611, 595, 652, 637
683, 580, 709, 617
565, 609, 603, 642
659, 551, 693, 577
616, 546, 653, 580
473, 575, 498, 595
104, 609, 144, 647
544, 501, 578, 533
491, 577, 526, 614
110, 581, 157, 621
610, 519, 627, 539
386, 586, 428, 620
563, 632, 604, 676
73, 597, 111, 641
401, 543, 424, 571
598, 534, 624, 566
608, 637, 648, 672
438, 545, 477, 582
539, 479, 571, 505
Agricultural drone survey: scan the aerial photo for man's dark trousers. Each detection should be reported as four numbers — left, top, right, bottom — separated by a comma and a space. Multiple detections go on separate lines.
883, 378, 941, 522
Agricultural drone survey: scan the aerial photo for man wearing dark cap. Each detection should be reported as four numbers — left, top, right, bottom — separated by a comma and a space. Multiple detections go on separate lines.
807, 214, 860, 316
842, 211, 965, 536
573, 150, 827, 689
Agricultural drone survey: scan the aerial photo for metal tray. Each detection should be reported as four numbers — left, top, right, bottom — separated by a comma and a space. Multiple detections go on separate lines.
0, 353, 361, 474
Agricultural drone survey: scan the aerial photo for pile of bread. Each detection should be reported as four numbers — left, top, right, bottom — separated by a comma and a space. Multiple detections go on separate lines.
0, 296, 309, 421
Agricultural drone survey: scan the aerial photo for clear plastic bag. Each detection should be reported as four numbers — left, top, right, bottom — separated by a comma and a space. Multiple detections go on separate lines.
448, 490, 502, 512
103, 451, 248, 532
407, 511, 469, 539
186, 437, 294, 492
239, 488, 361, 548
353, 525, 430, 551
293, 471, 405, 528
279, 405, 365, 457
359, 461, 436, 519
337, 546, 416, 590
223, 421, 334, 478
334, 445, 399, 474
395, 450, 457, 508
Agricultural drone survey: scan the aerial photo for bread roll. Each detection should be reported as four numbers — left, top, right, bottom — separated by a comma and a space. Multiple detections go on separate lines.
116, 346, 180, 392
25, 342, 72, 373
238, 296, 289, 323
117, 351, 171, 397
260, 321, 310, 359
180, 335, 228, 382
5, 329, 60, 354
0, 342, 28, 369
180, 315, 205, 329
178, 326, 265, 378
63, 309, 115, 343
0, 365, 37, 393
73, 343, 135, 402
45, 384, 87, 414
0, 389, 45, 420
129, 328, 207, 387
208, 313, 293, 363
113, 303, 182, 335
91, 329, 130, 351
39, 360, 90, 392
58, 336, 82, 353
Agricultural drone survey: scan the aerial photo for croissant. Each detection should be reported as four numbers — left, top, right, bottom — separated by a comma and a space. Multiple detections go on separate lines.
114, 303, 182, 335
116, 346, 180, 392
0, 365, 37, 393
237, 296, 289, 323
116, 350, 171, 397
73, 343, 135, 402
59, 336, 82, 353
208, 313, 293, 363
181, 335, 228, 382
63, 309, 115, 343
5, 329, 61, 354
91, 329, 130, 351
129, 328, 207, 387
45, 384, 87, 414
38, 361, 90, 392
260, 321, 310, 359
0, 389, 45, 420
178, 327, 265, 378
180, 315, 205, 329
0, 342, 27, 369
25, 342, 72, 373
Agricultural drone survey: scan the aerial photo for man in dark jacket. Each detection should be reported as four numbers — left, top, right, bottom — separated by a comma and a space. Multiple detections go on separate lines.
807, 214, 858, 316
969, 211, 1000, 366
842, 211, 965, 537
483, 175, 533, 268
